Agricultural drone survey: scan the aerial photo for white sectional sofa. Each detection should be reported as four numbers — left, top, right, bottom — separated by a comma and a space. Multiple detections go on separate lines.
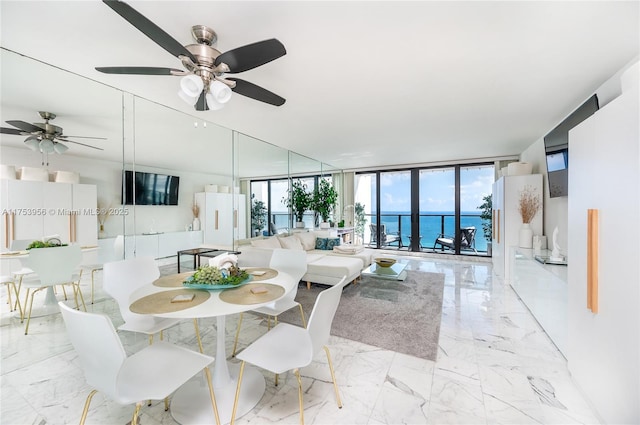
236, 230, 375, 288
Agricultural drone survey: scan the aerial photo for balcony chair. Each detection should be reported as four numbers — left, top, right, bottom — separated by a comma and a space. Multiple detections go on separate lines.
231, 249, 307, 358
58, 302, 220, 425
369, 224, 402, 248
230, 276, 348, 425
21, 244, 85, 334
433, 226, 478, 253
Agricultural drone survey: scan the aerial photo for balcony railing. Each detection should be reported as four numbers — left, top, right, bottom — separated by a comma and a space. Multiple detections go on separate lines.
365, 213, 490, 255
266, 212, 490, 256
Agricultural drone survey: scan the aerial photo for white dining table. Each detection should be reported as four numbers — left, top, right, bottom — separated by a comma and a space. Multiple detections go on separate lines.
128, 268, 297, 425
0, 245, 98, 317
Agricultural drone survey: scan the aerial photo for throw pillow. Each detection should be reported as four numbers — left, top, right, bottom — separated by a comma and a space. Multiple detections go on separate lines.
278, 236, 304, 250
294, 231, 317, 250
325, 237, 341, 250
315, 237, 328, 250
251, 237, 282, 249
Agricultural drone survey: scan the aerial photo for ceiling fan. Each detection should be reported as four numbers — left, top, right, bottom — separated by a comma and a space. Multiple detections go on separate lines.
95, 0, 287, 111
0, 111, 105, 155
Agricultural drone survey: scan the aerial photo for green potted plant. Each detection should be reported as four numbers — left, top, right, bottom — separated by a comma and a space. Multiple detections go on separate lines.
312, 179, 338, 228
283, 180, 311, 228
478, 194, 492, 255
250, 194, 267, 237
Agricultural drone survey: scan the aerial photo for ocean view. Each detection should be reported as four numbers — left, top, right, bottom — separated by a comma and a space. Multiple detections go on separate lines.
376, 211, 488, 252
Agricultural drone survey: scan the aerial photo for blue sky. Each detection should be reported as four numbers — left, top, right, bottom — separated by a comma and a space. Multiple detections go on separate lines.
365, 165, 494, 213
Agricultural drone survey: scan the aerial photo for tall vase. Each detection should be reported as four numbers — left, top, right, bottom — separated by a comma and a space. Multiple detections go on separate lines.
192, 217, 201, 231
98, 224, 106, 239
519, 223, 533, 248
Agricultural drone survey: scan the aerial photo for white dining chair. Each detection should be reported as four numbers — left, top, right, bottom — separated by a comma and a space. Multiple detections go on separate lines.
2, 239, 36, 313
0, 274, 21, 317
58, 302, 221, 425
81, 234, 124, 304
230, 276, 347, 425
102, 257, 184, 342
231, 249, 307, 358
21, 244, 84, 334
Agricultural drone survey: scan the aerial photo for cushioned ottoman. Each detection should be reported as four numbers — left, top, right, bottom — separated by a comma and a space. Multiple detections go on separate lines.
304, 255, 363, 289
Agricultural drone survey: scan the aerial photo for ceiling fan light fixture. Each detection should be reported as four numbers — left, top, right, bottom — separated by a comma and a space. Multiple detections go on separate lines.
205, 92, 225, 110
24, 136, 41, 151
180, 74, 204, 98
39, 139, 55, 154
209, 81, 232, 104
178, 89, 198, 106
53, 142, 69, 154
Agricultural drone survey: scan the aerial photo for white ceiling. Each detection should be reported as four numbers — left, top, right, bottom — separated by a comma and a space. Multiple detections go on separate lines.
1, 1, 638, 171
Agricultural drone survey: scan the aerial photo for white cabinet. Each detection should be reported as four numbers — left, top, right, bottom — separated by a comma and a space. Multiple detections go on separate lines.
491, 174, 543, 282
195, 192, 246, 247
511, 247, 567, 356
72, 184, 98, 246
567, 64, 639, 424
1, 180, 44, 245
0, 180, 97, 249
120, 231, 203, 259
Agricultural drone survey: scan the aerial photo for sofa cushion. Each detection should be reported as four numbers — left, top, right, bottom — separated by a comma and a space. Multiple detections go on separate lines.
278, 235, 304, 250
294, 231, 317, 250
305, 255, 362, 283
251, 237, 282, 249
315, 237, 328, 250
325, 237, 341, 250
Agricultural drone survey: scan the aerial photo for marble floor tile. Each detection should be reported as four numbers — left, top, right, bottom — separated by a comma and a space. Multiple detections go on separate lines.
0, 255, 601, 424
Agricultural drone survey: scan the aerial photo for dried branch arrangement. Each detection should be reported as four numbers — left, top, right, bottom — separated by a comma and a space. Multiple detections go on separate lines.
192, 203, 200, 218
97, 201, 112, 225
518, 185, 541, 224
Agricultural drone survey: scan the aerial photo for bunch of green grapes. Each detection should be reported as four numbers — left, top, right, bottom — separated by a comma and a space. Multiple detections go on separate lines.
192, 265, 224, 284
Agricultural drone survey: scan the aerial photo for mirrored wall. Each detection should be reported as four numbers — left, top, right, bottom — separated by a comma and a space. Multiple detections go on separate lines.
0, 48, 343, 261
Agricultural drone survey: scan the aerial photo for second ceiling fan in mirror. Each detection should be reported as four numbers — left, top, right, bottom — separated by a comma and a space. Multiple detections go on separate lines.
96, 0, 287, 111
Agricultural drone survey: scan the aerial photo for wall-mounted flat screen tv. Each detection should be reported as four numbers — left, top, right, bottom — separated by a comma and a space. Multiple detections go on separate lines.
544, 94, 599, 198
122, 170, 180, 205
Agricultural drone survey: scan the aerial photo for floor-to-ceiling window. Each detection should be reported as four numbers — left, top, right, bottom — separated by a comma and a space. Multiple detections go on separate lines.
460, 164, 494, 254
250, 179, 290, 235
419, 167, 456, 251
380, 170, 411, 249
356, 162, 494, 255
354, 173, 376, 245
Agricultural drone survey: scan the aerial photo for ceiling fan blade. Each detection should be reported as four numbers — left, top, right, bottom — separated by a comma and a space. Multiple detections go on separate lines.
102, 0, 197, 63
95, 66, 183, 75
59, 135, 107, 140
228, 78, 286, 106
195, 91, 209, 111
0, 127, 26, 136
62, 139, 104, 151
5, 120, 44, 133
215, 39, 286, 73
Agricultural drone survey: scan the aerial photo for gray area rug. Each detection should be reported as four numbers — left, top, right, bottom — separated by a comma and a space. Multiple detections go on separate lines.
277, 270, 445, 362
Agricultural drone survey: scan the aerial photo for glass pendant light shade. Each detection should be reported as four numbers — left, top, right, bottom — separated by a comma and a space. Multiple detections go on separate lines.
39, 139, 55, 154
53, 142, 69, 154
205, 93, 225, 110
24, 136, 40, 151
178, 89, 198, 106
180, 74, 204, 98
209, 81, 232, 104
